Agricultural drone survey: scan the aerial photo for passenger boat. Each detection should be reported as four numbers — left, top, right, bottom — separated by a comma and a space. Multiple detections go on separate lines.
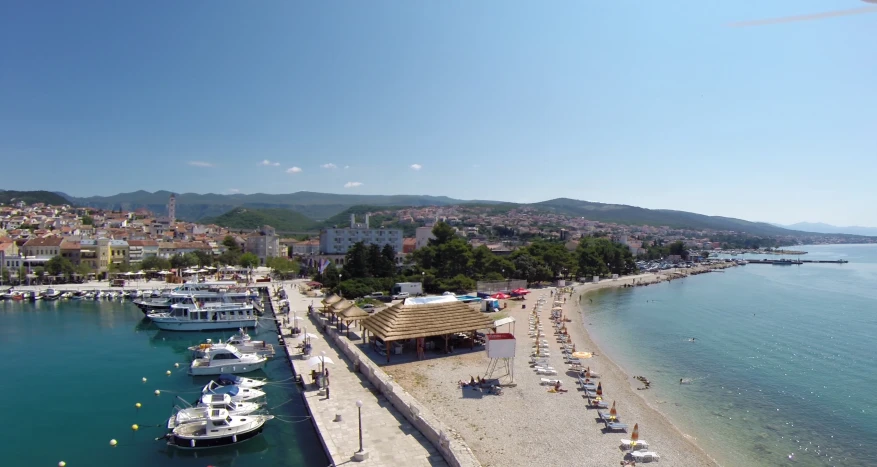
150, 298, 258, 332
164, 408, 273, 449
201, 380, 266, 401
166, 394, 263, 429
134, 282, 254, 314
189, 344, 267, 375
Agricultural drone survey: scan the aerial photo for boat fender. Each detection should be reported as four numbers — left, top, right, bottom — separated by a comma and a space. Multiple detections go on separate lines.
232, 434, 238, 443
190, 439, 195, 448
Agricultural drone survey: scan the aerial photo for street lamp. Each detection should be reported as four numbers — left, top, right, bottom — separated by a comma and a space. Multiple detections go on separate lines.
356, 400, 364, 454
321, 350, 327, 377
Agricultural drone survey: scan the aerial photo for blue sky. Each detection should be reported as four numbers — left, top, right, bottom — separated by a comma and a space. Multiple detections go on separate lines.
1, 1, 875, 225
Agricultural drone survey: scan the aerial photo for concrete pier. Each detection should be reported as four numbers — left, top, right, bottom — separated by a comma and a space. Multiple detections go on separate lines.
271, 282, 451, 467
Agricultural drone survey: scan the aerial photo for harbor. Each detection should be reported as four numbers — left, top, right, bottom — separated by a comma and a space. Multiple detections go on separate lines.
744, 259, 849, 265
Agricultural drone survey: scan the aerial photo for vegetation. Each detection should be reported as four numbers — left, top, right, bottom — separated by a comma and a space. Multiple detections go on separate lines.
218, 236, 242, 265
320, 205, 418, 236
46, 256, 75, 277
0, 190, 70, 206
637, 240, 689, 261
201, 207, 317, 232
266, 256, 299, 279
140, 256, 171, 271
575, 237, 637, 277
238, 252, 260, 269
81, 215, 94, 225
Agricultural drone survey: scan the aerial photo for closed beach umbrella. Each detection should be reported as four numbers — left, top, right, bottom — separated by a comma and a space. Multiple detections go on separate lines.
572, 351, 593, 359
596, 382, 603, 396
609, 401, 617, 421
631, 423, 640, 448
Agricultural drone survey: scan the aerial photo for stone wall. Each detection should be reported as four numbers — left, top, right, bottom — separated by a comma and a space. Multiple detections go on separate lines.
310, 309, 481, 467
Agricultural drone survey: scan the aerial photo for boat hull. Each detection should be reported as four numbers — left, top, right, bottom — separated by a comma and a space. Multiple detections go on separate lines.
189, 359, 267, 376
168, 425, 264, 449
153, 318, 258, 332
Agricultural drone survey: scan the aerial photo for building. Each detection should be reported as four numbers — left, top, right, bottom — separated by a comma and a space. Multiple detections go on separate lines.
158, 241, 211, 258
80, 238, 111, 272
290, 239, 320, 256
245, 225, 281, 266
109, 240, 130, 268
60, 240, 81, 265
320, 215, 403, 255
21, 236, 64, 258
402, 238, 416, 254
127, 239, 159, 264
167, 193, 176, 224
414, 226, 436, 250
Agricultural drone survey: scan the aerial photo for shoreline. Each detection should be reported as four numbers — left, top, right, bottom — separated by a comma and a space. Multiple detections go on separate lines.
388, 263, 733, 466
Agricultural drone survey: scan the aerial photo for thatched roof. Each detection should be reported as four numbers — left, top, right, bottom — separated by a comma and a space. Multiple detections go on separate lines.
329, 300, 355, 314
339, 305, 370, 321
322, 294, 342, 306
361, 300, 494, 341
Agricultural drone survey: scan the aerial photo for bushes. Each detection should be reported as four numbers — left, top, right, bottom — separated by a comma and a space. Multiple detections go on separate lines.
335, 277, 395, 298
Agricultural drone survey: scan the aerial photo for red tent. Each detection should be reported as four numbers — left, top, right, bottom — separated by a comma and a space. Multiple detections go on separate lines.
307, 281, 323, 287
491, 292, 511, 299
511, 288, 530, 296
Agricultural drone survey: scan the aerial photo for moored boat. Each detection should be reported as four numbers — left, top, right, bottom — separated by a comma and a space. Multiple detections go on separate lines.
189, 344, 267, 375
167, 394, 263, 429
151, 298, 258, 332
164, 408, 273, 449
201, 380, 266, 401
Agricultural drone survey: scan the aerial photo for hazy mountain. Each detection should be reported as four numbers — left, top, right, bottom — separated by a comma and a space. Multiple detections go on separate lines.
0, 190, 71, 206
70, 190, 492, 221
775, 222, 877, 237
200, 207, 318, 232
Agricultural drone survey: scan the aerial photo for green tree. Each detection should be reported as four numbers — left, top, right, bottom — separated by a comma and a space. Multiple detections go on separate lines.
378, 244, 397, 278
191, 250, 214, 267
46, 255, 75, 277
81, 215, 94, 225
170, 254, 195, 270
75, 263, 93, 277
140, 256, 171, 271
222, 235, 241, 253
344, 242, 370, 278
267, 257, 299, 279
238, 252, 259, 269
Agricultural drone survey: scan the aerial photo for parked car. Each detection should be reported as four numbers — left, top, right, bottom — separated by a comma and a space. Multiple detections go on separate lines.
391, 292, 410, 300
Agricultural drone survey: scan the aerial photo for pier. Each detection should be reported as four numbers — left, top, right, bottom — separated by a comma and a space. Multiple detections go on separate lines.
746, 259, 848, 265
271, 282, 477, 467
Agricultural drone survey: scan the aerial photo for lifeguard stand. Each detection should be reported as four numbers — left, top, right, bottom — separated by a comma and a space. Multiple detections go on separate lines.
484, 333, 516, 385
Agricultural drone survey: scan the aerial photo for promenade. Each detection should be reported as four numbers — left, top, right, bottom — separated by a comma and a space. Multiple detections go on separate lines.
272, 282, 446, 467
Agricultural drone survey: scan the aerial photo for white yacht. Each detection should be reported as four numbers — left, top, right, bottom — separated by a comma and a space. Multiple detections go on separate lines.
166, 393, 263, 429
164, 408, 273, 449
189, 329, 275, 358
150, 298, 258, 331
189, 344, 267, 375
201, 380, 266, 401
216, 373, 267, 389
135, 282, 256, 314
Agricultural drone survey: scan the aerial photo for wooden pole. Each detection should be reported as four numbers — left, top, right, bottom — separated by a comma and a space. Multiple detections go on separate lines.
386, 340, 391, 363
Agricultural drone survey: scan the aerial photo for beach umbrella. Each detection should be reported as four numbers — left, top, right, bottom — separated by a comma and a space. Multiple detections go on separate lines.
303, 332, 320, 340
596, 382, 603, 396
306, 355, 334, 367
511, 288, 530, 295
631, 423, 640, 448
491, 292, 510, 299
609, 401, 617, 421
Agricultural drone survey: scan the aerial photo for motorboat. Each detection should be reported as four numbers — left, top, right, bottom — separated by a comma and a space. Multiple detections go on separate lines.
136, 283, 253, 315
166, 394, 263, 429
217, 373, 267, 389
201, 380, 266, 401
189, 345, 267, 375
151, 298, 258, 332
164, 408, 273, 449
189, 330, 275, 359
41, 288, 62, 301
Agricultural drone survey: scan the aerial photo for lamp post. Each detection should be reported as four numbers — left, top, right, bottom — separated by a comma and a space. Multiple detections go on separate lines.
320, 350, 327, 377
356, 400, 364, 454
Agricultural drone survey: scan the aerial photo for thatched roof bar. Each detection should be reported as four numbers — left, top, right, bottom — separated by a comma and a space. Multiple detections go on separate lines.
361, 300, 494, 341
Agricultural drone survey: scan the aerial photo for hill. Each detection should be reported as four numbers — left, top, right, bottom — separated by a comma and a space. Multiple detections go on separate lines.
200, 207, 318, 232
530, 198, 799, 236
776, 222, 877, 237
69, 190, 487, 221
320, 205, 419, 236
0, 190, 71, 206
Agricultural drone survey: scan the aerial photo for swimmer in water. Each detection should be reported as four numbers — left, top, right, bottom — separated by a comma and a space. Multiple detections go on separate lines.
688, 337, 697, 342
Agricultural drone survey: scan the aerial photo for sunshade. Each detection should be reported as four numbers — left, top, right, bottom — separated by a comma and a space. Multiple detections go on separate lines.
306, 356, 334, 367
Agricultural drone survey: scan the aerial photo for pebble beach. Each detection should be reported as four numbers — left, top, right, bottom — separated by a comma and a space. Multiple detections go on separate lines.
390, 265, 733, 467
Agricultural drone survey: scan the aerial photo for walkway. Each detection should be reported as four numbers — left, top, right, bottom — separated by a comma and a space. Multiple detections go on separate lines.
274, 282, 446, 467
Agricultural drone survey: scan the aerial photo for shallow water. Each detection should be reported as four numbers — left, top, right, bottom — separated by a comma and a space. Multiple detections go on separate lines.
0, 297, 327, 467
584, 245, 877, 467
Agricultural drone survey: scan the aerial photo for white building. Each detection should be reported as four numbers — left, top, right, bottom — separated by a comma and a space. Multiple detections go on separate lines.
414, 226, 435, 250
320, 214, 403, 255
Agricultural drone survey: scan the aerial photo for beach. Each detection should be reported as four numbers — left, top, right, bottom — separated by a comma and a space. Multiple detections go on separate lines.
388, 264, 733, 466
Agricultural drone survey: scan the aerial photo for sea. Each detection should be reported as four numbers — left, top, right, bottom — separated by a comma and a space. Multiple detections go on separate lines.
583, 244, 877, 467
0, 293, 327, 467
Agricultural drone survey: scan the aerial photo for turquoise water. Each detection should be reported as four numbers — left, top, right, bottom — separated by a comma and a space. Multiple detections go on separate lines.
584, 245, 877, 467
0, 297, 327, 467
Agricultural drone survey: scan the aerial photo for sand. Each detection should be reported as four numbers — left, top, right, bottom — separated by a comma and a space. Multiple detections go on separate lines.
388, 265, 734, 467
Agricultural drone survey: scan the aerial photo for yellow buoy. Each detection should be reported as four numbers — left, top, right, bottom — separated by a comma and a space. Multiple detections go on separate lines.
131, 424, 139, 431
142, 377, 147, 383
154, 390, 161, 396
110, 439, 118, 447
59, 462, 66, 467
174, 363, 180, 368
166, 370, 171, 376
135, 402, 142, 409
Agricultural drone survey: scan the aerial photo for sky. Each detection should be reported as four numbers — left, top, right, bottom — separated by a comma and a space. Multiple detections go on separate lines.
1, 1, 875, 226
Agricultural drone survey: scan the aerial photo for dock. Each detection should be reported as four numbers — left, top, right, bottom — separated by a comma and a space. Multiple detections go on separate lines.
746, 259, 848, 265
270, 281, 478, 467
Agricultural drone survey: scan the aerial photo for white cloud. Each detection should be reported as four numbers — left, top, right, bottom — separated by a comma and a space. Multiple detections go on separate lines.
410, 163, 423, 171
344, 181, 363, 188
228, 188, 241, 194
320, 163, 338, 169
344, 165, 350, 169
259, 159, 280, 166
188, 161, 214, 168
286, 167, 303, 174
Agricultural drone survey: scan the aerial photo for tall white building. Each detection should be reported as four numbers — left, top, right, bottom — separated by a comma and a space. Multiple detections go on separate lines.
320, 214, 403, 255
414, 226, 435, 250
167, 193, 176, 224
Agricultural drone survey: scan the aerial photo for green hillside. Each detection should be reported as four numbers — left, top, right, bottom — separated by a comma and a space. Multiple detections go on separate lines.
320, 205, 419, 236
201, 207, 318, 232
0, 190, 71, 206
530, 198, 798, 236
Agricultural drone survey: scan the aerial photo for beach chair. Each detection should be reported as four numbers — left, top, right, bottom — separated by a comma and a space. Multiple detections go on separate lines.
540, 378, 561, 385
536, 368, 558, 376
631, 451, 659, 462
620, 440, 650, 450
605, 422, 628, 432
588, 400, 609, 409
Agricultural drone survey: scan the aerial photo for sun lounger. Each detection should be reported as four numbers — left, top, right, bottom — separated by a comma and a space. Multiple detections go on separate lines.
620, 439, 650, 450
588, 400, 609, 409
598, 411, 620, 422
540, 378, 561, 385
631, 451, 660, 462
605, 422, 628, 432
536, 368, 558, 375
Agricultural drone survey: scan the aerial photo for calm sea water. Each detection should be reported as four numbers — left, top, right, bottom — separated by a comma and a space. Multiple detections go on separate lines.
584, 245, 877, 467
0, 296, 327, 467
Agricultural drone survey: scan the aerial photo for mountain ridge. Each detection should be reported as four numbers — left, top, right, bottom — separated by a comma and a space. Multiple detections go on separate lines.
773, 222, 877, 237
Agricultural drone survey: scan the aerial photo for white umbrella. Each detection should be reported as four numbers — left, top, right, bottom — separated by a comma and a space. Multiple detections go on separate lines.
157, 270, 171, 275
123, 271, 134, 276
304, 332, 320, 340
306, 355, 334, 367
183, 269, 196, 274
135, 270, 145, 275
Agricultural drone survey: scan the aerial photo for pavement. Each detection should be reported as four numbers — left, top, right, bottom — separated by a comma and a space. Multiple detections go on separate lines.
273, 281, 447, 467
